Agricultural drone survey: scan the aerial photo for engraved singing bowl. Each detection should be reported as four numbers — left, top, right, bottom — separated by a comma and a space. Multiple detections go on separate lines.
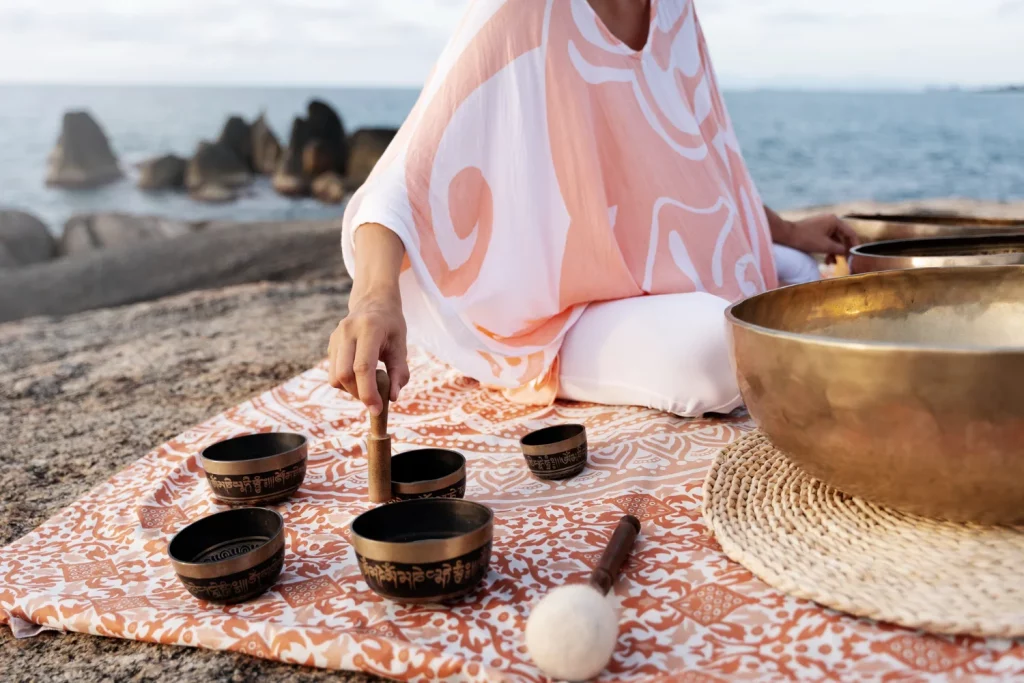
351, 498, 493, 603
849, 234, 1024, 274
168, 507, 285, 604
727, 265, 1024, 525
519, 424, 588, 480
390, 448, 466, 502
844, 213, 1024, 245
201, 432, 307, 505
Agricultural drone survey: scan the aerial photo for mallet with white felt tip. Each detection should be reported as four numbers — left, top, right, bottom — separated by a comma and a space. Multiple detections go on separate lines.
526, 514, 641, 681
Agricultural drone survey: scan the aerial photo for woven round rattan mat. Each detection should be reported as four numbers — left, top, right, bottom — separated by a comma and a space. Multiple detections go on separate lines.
703, 430, 1024, 637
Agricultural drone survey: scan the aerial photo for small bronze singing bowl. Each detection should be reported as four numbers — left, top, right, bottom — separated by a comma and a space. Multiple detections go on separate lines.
168, 507, 285, 604
351, 498, 493, 603
849, 234, 1024, 274
520, 424, 588, 480
201, 432, 307, 505
390, 448, 466, 502
728, 265, 1024, 525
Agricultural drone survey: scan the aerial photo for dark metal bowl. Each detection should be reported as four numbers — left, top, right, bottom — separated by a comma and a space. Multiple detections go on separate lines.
844, 212, 1024, 245
201, 432, 307, 505
168, 507, 285, 603
850, 233, 1024, 274
519, 424, 588, 480
727, 265, 1024, 524
390, 448, 466, 501
351, 498, 493, 603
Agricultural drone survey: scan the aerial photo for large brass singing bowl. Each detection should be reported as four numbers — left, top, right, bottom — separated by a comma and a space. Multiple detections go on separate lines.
727, 265, 1024, 524
850, 234, 1024, 274
844, 213, 1024, 244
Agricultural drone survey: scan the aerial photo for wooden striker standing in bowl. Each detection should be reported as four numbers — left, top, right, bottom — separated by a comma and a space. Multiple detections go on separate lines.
367, 369, 392, 503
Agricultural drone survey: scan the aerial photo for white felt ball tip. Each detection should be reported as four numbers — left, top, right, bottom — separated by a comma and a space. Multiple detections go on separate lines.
525, 584, 619, 682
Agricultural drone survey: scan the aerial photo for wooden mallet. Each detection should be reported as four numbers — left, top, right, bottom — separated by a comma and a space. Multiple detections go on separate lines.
525, 515, 641, 681
366, 369, 391, 503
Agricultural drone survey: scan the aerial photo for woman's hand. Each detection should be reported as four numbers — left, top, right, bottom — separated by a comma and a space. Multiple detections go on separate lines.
327, 223, 409, 415
782, 214, 860, 263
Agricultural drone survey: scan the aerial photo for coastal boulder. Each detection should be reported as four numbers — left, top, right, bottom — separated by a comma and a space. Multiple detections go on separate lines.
346, 127, 398, 189
185, 140, 252, 193
251, 114, 282, 175
311, 172, 346, 204
137, 154, 186, 190
45, 111, 123, 188
0, 210, 55, 268
191, 183, 238, 203
302, 139, 337, 179
217, 115, 253, 170
272, 117, 311, 197
306, 100, 347, 174
60, 213, 196, 256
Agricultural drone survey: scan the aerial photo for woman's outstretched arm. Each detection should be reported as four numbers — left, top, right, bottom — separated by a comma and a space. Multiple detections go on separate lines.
764, 206, 859, 262
328, 223, 410, 416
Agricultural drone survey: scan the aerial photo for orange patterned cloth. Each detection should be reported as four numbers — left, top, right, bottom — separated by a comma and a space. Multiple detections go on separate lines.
2, 350, 1022, 680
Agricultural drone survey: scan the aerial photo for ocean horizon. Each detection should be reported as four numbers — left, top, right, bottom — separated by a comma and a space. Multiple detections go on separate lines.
2, 83, 1023, 234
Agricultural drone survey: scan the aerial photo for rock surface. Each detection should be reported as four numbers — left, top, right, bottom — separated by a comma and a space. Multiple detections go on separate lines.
0, 279, 388, 682
5, 219, 345, 323
273, 117, 312, 196
0, 210, 55, 267
185, 141, 252, 193
251, 114, 282, 175
45, 111, 123, 188
137, 154, 187, 190
306, 100, 347, 174
312, 172, 346, 204
59, 212, 196, 257
346, 128, 397, 189
217, 115, 253, 170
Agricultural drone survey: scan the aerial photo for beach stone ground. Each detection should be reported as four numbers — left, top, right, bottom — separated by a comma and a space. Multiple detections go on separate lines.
0, 278, 390, 682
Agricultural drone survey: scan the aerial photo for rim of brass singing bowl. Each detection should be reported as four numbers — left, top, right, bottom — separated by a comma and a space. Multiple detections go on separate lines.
350, 499, 493, 564
843, 213, 1024, 244
728, 264, 1024, 353
850, 233, 1024, 274
201, 432, 307, 476
391, 449, 466, 495
169, 508, 285, 579
519, 423, 587, 457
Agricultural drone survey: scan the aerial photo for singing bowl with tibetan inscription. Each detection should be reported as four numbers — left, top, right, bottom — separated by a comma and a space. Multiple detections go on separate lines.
727, 265, 1024, 524
844, 213, 1024, 245
168, 508, 285, 603
351, 499, 493, 603
201, 432, 307, 505
849, 234, 1024, 274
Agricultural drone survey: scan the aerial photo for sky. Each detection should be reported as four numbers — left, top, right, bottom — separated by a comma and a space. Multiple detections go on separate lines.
0, 0, 1021, 90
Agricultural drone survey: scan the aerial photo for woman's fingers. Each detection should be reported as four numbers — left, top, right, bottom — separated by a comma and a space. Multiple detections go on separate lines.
382, 340, 411, 402
353, 327, 386, 415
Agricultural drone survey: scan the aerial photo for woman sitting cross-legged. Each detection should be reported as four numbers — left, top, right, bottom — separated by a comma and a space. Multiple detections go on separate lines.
327, 0, 858, 417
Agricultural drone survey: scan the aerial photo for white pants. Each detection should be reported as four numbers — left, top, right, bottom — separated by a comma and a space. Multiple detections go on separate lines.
557, 245, 819, 416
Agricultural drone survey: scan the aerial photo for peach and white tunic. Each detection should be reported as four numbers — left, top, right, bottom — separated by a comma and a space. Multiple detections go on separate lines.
342, 0, 777, 403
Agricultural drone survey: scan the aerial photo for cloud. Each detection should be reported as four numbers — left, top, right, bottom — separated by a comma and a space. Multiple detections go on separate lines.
996, 0, 1024, 14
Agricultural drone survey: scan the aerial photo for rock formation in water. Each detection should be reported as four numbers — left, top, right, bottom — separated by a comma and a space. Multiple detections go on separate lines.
345, 127, 398, 189
251, 113, 282, 175
45, 111, 123, 188
311, 172, 346, 204
217, 116, 253, 170
0, 210, 55, 268
185, 140, 252, 200
273, 117, 312, 197
137, 154, 187, 191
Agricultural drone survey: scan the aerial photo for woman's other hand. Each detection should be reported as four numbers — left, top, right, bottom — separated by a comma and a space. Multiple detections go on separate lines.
784, 214, 860, 264
328, 223, 409, 415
